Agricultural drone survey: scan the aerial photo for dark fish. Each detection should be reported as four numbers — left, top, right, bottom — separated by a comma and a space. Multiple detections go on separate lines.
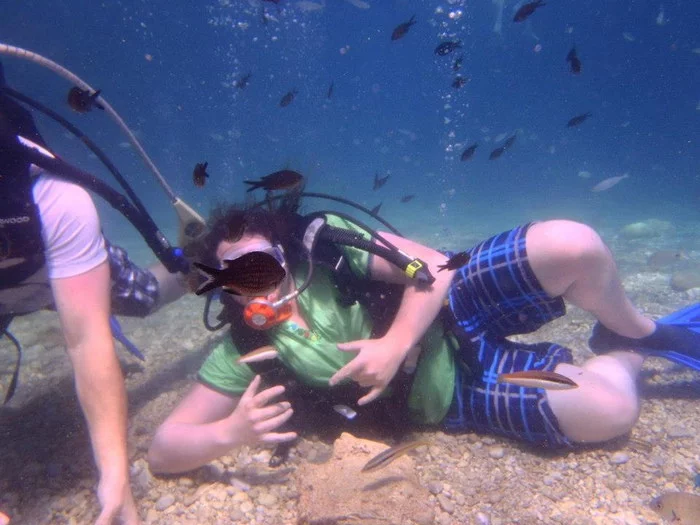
370, 202, 382, 215
400, 194, 415, 203
437, 251, 470, 272
327, 81, 334, 99
67, 87, 105, 113
566, 46, 582, 74
513, 0, 546, 22
434, 41, 462, 56
235, 72, 252, 89
460, 143, 478, 161
567, 112, 592, 127
245, 169, 304, 192
373, 172, 390, 190
489, 146, 506, 160
262, 0, 280, 3
193, 161, 209, 188
280, 88, 298, 107
650, 491, 700, 523
647, 249, 684, 269
452, 75, 469, 89
503, 134, 517, 149
452, 55, 463, 71
497, 370, 578, 390
391, 15, 416, 41
193, 251, 286, 296
361, 440, 430, 473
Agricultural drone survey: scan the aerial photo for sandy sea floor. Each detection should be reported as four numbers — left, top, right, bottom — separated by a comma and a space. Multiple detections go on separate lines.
1, 224, 700, 524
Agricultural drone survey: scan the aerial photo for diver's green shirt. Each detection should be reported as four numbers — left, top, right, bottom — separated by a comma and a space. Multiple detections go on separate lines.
197, 214, 455, 425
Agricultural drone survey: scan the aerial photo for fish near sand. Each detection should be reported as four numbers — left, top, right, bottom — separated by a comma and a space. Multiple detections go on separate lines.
245, 170, 304, 192
391, 15, 416, 41
513, 0, 546, 22
437, 251, 471, 272
591, 173, 629, 192
647, 250, 684, 269
193, 251, 286, 296
497, 370, 579, 390
361, 440, 430, 473
650, 491, 700, 524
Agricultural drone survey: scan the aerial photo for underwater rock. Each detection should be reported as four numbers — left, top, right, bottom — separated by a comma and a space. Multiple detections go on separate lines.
620, 219, 674, 239
671, 267, 700, 292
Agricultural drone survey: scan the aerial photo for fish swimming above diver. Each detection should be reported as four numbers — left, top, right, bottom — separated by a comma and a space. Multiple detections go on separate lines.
245, 169, 304, 192
280, 88, 298, 107
452, 76, 469, 89
400, 194, 415, 203
567, 112, 592, 127
192, 161, 209, 188
391, 15, 416, 41
235, 72, 252, 89
452, 55, 463, 71
67, 87, 105, 113
193, 251, 286, 296
373, 171, 390, 190
460, 143, 478, 161
370, 202, 382, 215
327, 81, 334, 99
435, 41, 462, 56
591, 173, 629, 192
513, 0, 546, 22
566, 46, 582, 74
489, 146, 506, 160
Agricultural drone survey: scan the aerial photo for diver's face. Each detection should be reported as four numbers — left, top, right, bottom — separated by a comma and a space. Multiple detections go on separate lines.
216, 234, 287, 303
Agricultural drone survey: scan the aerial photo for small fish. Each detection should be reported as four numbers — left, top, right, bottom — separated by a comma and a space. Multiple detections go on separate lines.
437, 251, 471, 272
192, 162, 209, 188
400, 194, 415, 203
67, 87, 105, 113
489, 146, 506, 160
567, 112, 592, 127
361, 440, 430, 473
503, 134, 517, 150
327, 81, 334, 99
373, 171, 390, 190
391, 15, 416, 41
435, 41, 462, 56
280, 88, 298, 107
370, 202, 382, 215
193, 251, 286, 296
452, 55, 463, 71
452, 75, 469, 89
235, 72, 252, 89
237, 345, 279, 364
245, 169, 304, 192
497, 370, 579, 390
566, 46, 582, 74
650, 491, 700, 524
591, 173, 629, 192
647, 250, 684, 269
513, 0, 546, 23
461, 143, 478, 161
333, 404, 357, 419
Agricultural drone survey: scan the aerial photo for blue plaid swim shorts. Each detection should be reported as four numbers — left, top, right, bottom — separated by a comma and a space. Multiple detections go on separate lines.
442, 223, 574, 448
106, 241, 159, 318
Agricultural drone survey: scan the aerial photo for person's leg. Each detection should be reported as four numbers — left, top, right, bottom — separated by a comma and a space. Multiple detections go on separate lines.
525, 220, 655, 338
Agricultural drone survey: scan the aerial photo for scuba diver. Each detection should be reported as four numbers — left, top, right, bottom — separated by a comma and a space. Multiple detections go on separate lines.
0, 59, 190, 524
147, 187, 700, 475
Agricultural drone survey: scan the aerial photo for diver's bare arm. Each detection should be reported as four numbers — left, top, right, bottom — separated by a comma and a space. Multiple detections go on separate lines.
369, 232, 453, 354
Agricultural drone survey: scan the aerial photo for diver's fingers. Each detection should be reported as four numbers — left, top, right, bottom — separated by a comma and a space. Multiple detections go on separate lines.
251, 401, 292, 422
253, 407, 294, 434
240, 375, 262, 404
358, 386, 384, 406
253, 384, 287, 407
260, 430, 298, 444
329, 361, 360, 387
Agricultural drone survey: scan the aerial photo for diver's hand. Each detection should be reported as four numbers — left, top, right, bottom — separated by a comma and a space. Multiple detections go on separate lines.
224, 375, 297, 446
329, 338, 408, 406
95, 473, 140, 525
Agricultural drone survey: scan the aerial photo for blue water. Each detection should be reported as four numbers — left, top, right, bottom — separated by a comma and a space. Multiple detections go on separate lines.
1, 0, 699, 262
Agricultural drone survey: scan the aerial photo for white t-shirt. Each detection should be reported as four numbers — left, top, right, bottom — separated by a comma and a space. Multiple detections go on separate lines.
32, 173, 108, 279
18, 135, 107, 279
